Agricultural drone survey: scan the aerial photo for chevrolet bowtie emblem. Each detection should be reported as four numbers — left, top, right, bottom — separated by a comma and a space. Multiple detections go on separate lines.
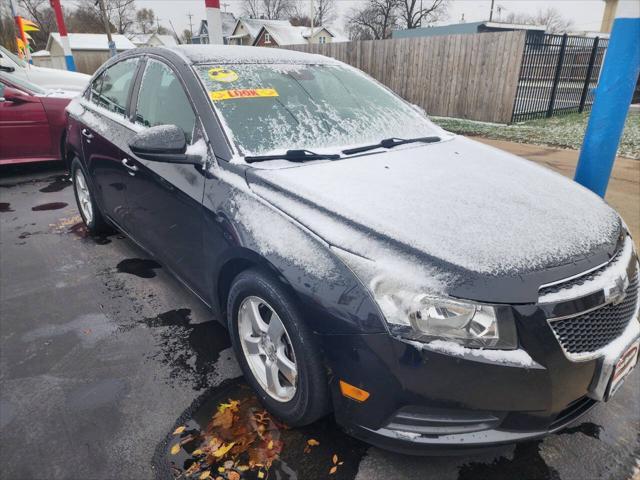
605, 274, 629, 305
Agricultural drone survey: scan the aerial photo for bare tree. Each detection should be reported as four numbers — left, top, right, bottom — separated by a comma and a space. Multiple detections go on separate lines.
18, 0, 56, 48
346, 0, 399, 40
78, 0, 136, 34
181, 28, 192, 44
262, 0, 295, 20
66, 4, 107, 33
242, 0, 262, 18
505, 7, 572, 34
0, 1, 17, 51
399, 0, 447, 29
136, 7, 154, 34
291, 0, 335, 26
241, 0, 294, 20
108, 0, 136, 34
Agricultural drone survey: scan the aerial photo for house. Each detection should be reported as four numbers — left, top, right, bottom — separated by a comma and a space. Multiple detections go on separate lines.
129, 33, 179, 48
392, 21, 546, 41
253, 24, 335, 47
45, 33, 135, 74
226, 18, 291, 45
192, 12, 237, 44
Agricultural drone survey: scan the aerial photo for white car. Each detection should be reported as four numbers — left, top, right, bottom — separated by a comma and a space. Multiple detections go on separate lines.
0, 45, 89, 92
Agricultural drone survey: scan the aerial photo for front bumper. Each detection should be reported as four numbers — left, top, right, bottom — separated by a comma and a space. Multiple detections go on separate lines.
319, 310, 639, 454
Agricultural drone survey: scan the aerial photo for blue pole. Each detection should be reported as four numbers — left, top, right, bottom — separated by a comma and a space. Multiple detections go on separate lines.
574, 17, 640, 197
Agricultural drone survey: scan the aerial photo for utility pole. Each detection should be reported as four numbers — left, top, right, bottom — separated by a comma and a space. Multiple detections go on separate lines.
49, 0, 76, 70
309, 0, 314, 36
96, 0, 116, 57
489, 0, 495, 21
187, 12, 194, 40
205, 0, 223, 44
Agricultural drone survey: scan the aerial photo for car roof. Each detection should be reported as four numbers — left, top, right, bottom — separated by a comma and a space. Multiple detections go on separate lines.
163, 45, 341, 66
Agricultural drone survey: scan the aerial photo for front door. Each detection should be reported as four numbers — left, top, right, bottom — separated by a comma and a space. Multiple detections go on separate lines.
0, 82, 51, 161
125, 58, 208, 296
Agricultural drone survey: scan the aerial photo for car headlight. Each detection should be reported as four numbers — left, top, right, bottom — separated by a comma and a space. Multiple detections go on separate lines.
371, 277, 517, 349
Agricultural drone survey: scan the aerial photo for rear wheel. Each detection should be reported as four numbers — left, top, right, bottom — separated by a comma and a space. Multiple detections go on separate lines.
71, 157, 110, 234
227, 268, 330, 426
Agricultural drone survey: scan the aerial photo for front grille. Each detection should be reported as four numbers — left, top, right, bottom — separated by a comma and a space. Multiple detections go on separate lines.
539, 248, 623, 297
549, 273, 639, 355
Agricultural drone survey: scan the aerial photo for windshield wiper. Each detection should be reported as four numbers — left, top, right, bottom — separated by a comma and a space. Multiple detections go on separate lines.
245, 149, 340, 164
342, 136, 441, 155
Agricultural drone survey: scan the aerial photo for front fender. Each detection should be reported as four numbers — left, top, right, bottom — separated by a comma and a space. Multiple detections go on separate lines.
203, 163, 386, 335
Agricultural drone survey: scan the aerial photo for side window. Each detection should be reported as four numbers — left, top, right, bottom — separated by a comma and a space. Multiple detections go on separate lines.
0, 82, 5, 98
89, 72, 104, 106
96, 58, 138, 116
136, 60, 196, 143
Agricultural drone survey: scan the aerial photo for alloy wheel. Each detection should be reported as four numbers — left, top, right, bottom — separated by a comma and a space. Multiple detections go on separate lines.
237, 296, 298, 402
74, 169, 93, 224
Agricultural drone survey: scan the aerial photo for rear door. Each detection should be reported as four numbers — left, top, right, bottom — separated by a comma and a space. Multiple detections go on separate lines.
125, 57, 208, 296
78, 58, 140, 226
0, 81, 51, 161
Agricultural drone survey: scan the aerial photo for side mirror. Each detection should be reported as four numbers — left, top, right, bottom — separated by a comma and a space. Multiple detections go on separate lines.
129, 125, 201, 164
3, 87, 34, 103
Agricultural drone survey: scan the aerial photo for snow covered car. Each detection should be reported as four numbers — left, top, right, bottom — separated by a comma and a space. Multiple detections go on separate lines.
0, 45, 89, 92
64, 46, 640, 454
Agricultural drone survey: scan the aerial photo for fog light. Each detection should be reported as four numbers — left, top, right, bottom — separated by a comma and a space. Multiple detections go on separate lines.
339, 380, 370, 402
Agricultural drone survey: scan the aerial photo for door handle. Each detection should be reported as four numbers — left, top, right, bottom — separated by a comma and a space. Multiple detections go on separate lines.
122, 158, 139, 175
81, 128, 93, 139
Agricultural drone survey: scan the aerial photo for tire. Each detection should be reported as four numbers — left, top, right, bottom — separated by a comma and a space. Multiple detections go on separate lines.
71, 157, 111, 234
227, 268, 330, 426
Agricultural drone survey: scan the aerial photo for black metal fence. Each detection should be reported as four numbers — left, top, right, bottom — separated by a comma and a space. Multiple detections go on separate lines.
512, 33, 609, 122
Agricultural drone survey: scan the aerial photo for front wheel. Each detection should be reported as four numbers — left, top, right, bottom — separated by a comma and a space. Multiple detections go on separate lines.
71, 157, 110, 234
227, 268, 330, 426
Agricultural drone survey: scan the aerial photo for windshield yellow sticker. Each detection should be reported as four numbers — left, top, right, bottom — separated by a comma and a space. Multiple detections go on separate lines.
208, 67, 239, 82
209, 88, 279, 101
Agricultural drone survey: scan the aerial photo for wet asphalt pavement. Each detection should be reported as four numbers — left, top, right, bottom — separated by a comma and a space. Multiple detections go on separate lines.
0, 162, 639, 480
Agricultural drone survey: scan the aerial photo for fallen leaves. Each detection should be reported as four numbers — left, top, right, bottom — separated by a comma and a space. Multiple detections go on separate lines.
170, 395, 285, 479
304, 438, 320, 454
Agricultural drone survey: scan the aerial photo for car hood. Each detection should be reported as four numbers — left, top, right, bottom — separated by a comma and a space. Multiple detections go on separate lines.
25, 65, 90, 91
246, 136, 622, 303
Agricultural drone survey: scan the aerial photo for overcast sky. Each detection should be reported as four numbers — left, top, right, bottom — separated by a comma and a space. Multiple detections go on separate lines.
59, 0, 630, 38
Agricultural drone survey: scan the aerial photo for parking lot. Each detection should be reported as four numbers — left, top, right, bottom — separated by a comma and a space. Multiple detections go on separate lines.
0, 161, 638, 480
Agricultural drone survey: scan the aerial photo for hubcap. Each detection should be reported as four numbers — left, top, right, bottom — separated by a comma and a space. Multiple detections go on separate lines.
74, 169, 93, 224
238, 296, 298, 402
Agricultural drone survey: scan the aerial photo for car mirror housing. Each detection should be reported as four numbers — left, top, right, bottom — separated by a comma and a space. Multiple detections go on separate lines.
129, 125, 201, 165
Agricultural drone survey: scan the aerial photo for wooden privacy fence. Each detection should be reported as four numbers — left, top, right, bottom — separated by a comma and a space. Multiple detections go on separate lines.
280, 31, 527, 124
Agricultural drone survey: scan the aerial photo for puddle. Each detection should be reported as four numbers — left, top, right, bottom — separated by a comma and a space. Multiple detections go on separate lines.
39, 175, 71, 193
155, 379, 368, 480
458, 440, 559, 480
140, 309, 233, 390
32, 202, 68, 211
0, 202, 13, 213
117, 258, 162, 278
559, 421, 602, 439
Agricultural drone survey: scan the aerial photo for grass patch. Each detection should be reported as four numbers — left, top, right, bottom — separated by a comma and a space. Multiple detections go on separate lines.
432, 111, 640, 159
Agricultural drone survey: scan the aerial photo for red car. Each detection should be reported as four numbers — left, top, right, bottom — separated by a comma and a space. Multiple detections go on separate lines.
0, 73, 75, 165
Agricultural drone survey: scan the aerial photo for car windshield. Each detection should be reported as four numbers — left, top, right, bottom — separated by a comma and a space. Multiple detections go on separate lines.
0, 72, 46, 95
0, 46, 27, 68
195, 63, 438, 157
